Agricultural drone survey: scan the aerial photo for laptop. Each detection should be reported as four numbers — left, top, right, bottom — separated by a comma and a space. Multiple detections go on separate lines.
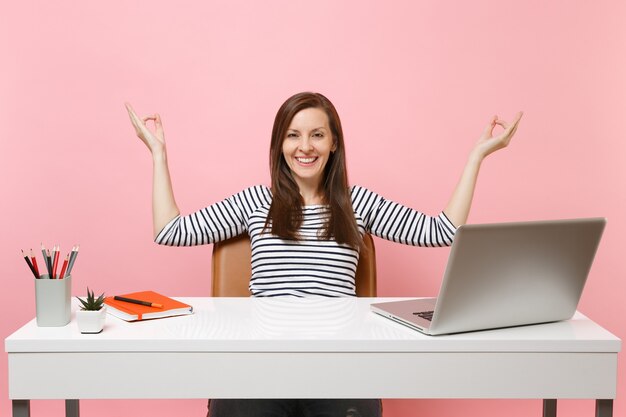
370, 218, 606, 335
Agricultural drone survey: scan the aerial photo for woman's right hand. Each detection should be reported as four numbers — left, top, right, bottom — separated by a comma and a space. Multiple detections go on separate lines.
125, 103, 166, 157
125, 103, 180, 237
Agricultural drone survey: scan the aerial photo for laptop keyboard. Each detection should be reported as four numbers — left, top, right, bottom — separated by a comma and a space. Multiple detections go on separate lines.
413, 310, 434, 321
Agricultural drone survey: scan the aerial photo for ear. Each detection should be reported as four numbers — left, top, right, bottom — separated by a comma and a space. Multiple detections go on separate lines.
331, 141, 337, 153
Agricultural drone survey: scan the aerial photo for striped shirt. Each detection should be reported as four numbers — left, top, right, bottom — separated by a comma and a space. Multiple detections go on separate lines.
155, 185, 457, 297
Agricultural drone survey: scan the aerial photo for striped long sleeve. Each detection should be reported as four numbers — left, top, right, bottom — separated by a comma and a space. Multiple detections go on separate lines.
154, 185, 272, 246
351, 185, 456, 247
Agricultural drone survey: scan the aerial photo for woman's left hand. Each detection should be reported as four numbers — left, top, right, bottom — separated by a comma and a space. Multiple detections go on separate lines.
444, 111, 524, 227
472, 111, 523, 160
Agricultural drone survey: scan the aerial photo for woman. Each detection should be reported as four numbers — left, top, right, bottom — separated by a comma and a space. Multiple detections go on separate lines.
126, 92, 522, 416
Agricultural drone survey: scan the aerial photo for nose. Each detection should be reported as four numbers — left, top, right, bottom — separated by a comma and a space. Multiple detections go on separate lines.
299, 137, 313, 152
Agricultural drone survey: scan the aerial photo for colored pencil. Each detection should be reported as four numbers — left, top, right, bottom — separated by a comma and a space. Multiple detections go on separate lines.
46, 249, 53, 279
52, 245, 60, 279
21, 250, 38, 278
41, 244, 51, 277
66, 245, 80, 276
58, 254, 69, 280
30, 249, 40, 276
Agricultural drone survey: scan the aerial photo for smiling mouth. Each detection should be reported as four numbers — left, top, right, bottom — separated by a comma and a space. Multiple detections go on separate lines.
295, 157, 318, 165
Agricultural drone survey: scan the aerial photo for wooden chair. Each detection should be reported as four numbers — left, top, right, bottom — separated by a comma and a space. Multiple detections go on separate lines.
211, 234, 377, 297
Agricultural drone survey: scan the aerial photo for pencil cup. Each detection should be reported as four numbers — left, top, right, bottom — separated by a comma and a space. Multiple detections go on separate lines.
34, 275, 72, 327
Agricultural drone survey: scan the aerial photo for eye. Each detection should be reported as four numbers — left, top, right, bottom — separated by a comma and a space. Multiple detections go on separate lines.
313, 132, 324, 138
286, 132, 298, 138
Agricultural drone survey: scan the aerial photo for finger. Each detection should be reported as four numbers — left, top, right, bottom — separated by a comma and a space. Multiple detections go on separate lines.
497, 111, 523, 130
125, 103, 140, 120
509, 123, 519, 137
142, 115, 158, 129
125, 107, 154, 139
482, 115, 498, 135
155, 114, 164, 136
126, 110, 142, 132
125, 104, 145, 131
503, 118, 521, 142
494, 119, 509, 130
511, 111, 523, 128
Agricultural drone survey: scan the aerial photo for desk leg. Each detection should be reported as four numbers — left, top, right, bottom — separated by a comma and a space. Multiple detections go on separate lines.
12, 400, 30, 417
65, 399, 80, 417
596, 399, 613, 417
542, 399, 556, 417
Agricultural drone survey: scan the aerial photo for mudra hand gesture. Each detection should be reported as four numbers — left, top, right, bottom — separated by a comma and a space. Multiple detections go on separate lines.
473, 112, 523, 160
125, 103, 166, 157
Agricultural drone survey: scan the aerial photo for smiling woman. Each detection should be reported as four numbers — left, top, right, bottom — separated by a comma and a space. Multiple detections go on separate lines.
266, 93, 362, 248
282, 108, 336, 199
125, 91, 522, 417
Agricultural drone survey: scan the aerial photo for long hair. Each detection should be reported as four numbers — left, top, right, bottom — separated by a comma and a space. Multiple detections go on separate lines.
265, 92, 362, 249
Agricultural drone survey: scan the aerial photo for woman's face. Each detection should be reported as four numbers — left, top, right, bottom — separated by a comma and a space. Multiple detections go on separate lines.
282, 107, 336, 192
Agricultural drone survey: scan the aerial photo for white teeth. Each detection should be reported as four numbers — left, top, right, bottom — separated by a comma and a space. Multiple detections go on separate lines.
296, 157, 317, 163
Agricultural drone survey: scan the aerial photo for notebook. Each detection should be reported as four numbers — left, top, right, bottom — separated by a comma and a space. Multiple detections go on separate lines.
104, 290, 193, 321
370, 218, 606, 335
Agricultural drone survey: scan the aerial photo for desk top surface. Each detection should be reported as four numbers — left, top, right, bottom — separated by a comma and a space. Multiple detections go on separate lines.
5, 297, 621, 353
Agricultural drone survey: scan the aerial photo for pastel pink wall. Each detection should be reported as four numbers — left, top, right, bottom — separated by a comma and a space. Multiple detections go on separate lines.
2, 1, 624, 416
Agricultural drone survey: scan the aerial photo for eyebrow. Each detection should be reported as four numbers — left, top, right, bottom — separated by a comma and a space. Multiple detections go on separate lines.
287, 127, 328, 132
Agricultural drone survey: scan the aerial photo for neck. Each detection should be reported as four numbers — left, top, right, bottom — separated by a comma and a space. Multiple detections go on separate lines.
296, 181, 325, 205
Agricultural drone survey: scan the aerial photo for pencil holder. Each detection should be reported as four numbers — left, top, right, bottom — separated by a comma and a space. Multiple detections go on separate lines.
34, 275, 72, 327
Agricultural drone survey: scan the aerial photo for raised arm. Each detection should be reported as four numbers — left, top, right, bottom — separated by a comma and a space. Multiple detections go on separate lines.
125, 103, 181, 239
443, 112, 523, 227
352, 186, 457, 247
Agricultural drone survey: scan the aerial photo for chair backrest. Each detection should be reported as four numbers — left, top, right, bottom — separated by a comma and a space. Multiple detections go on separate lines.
211, 234, 377, 297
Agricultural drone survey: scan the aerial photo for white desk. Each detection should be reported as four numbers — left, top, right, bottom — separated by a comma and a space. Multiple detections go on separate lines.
6, 297, 621, 417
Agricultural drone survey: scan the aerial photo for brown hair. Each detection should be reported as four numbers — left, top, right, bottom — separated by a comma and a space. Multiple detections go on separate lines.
265, 92, 362, 248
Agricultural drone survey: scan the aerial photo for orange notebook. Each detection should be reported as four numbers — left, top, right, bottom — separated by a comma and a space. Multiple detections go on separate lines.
104, 291, 193, 322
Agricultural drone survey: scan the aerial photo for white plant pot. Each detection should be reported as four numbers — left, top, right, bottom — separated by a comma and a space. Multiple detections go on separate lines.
76, 306, 107, 334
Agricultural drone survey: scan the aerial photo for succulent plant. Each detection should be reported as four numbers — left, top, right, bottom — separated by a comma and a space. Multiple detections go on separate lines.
77, 288, 105, 311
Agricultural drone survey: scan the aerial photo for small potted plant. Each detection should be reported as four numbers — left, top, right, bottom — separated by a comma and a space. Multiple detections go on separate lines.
76, 288, 107, 334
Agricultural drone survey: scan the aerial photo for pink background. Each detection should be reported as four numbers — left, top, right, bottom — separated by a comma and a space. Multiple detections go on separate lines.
2, 1, 625, 416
